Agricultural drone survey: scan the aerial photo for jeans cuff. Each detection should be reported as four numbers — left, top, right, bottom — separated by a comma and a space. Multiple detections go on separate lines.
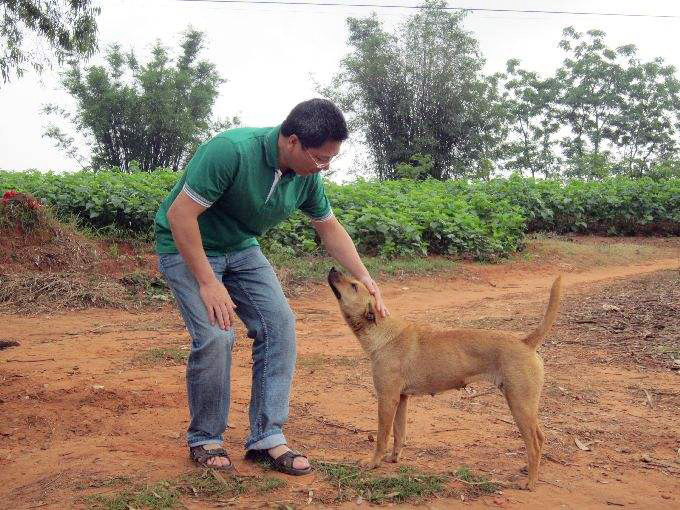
187, 439, 223, 448
245, 432, 286, 451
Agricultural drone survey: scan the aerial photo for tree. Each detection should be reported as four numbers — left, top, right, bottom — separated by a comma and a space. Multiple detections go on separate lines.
554, 27, 680, 178
502, 59, 561, 178
43, 28, 237, 172
1, 0, 99, 83
323, 0, 506, 180
610, 56, 680, 176
554, 27, 627, 178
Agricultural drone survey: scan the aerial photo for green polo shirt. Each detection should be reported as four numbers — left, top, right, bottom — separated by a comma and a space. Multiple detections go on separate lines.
154, 125, 333, 255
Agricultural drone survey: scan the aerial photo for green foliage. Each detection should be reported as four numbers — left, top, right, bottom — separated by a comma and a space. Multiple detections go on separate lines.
1, 171, 678, 261
453, 466, 498, 494
0, 170, 177, 238
394, 154, 434, 180
482, 174, 680, 235
262, 178, 526, 260
137, 347, 188, 366
503, 27, 680, 178
85, 472, 285, 509
315, 462, 447, 504
43, 29, 237, 172
85, 480, 180, 510
0, 0, 99, 83
323, 0, 506, 180
502, 60, 561, 178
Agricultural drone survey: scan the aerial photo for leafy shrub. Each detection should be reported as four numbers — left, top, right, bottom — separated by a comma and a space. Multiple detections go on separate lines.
2, 171, 678, 261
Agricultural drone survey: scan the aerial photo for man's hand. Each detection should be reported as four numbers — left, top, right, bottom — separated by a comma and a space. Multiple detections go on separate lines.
358, 275, 389, 318
199, 279, 237, 330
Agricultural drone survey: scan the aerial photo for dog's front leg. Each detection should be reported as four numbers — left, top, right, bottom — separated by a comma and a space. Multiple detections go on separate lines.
388, 394, 408, 463
361, 393, 400, 469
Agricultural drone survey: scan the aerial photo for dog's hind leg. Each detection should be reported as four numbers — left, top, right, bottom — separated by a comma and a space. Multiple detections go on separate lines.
504, 382, 544, 491
362, 392, 400, 469
388, 394, 409, 463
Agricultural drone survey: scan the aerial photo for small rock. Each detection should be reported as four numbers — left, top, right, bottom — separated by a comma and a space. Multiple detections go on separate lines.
92, 385, 104, 390
641, 453, 653, 463
661, 494, 671, 500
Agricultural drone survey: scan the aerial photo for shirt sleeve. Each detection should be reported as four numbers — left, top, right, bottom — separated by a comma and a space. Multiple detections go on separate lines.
299, 173, 333, 221
183, 137, 238, 207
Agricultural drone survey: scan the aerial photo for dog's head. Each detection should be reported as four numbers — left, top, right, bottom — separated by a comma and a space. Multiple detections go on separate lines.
327, 267, 376, 331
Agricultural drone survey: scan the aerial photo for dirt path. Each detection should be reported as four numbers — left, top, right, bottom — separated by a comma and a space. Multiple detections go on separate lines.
1, 249, 679, 509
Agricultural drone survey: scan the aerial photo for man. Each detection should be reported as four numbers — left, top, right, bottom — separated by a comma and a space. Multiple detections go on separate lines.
155, 98, 388, 475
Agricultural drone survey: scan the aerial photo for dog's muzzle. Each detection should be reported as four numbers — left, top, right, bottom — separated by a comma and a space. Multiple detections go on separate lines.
327, 267, 342, 299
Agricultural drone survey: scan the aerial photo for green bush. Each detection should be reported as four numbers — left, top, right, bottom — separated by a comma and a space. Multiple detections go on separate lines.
1, 170, 678, 261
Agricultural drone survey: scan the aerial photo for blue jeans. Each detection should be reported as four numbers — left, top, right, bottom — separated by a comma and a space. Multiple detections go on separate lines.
158, 246, 296, 451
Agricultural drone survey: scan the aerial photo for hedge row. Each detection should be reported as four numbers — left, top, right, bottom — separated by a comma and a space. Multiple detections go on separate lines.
1, 171, 677, 260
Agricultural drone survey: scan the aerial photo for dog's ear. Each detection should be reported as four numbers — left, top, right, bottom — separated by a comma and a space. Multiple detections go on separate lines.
364, 301, 376, 323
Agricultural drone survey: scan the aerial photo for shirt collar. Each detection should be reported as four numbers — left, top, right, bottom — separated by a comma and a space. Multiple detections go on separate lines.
265, 124, 296, 179
264, 125, 281, 169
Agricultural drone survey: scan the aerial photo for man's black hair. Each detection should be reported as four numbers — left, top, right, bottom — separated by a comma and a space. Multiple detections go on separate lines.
280, 98, 348, 148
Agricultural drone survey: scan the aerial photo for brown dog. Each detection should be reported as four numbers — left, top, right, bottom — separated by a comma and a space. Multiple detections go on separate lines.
327, 267, 562, 490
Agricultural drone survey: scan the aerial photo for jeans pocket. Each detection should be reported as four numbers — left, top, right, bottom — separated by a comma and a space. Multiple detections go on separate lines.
229, 246, 274, 271
158, 253, 185, 273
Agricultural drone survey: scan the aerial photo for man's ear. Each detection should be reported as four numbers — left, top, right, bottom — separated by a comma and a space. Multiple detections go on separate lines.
365, 301, 375, 323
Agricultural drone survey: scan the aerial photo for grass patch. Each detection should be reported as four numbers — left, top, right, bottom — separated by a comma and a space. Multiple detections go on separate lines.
119, 271, 171, 302
452, 466, 499, 495
315, 461, 448, 504
249, 476, 286, 494
137, 347, 189, 366
85, 471, 286, 509
178, 470, 284, 497
76, 475, 134, 490
523, 236, 673, 267
178, 470, 246, 498
85, 480, 180, 510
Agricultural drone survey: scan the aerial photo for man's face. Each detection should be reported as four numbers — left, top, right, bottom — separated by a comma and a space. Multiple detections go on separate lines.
286, 136, 342, 176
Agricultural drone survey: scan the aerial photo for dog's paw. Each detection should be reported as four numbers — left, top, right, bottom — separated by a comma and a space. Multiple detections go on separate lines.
359, 457, 381, 469
385, 452, 400, 463
520, 480, 536, 491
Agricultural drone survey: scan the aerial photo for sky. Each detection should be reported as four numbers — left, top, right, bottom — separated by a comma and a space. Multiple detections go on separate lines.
1, 0, 680, 181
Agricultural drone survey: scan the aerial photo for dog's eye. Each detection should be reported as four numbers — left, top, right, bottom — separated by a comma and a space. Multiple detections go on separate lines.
351, 283, 358, 292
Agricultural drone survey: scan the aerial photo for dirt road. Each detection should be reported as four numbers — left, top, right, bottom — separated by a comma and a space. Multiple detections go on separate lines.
1, 243, 679, 509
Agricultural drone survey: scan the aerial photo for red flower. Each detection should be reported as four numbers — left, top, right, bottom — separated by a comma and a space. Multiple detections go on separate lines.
2, 190, 18, 204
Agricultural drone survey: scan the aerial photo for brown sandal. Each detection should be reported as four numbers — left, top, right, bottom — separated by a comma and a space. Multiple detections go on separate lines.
245, 448, 312, 476
189, 444, 234, 472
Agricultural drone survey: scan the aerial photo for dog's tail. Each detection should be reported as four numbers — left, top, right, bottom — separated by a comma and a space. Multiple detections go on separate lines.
522, 276, 562, 350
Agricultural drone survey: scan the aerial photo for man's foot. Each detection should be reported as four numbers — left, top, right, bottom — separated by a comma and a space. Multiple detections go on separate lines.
189, 443, 233, 470
268, 444, 310, 471
245, 445, 312, 475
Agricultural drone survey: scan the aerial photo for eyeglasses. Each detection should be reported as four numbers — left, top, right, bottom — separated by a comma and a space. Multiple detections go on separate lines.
304, 147, 340, 169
